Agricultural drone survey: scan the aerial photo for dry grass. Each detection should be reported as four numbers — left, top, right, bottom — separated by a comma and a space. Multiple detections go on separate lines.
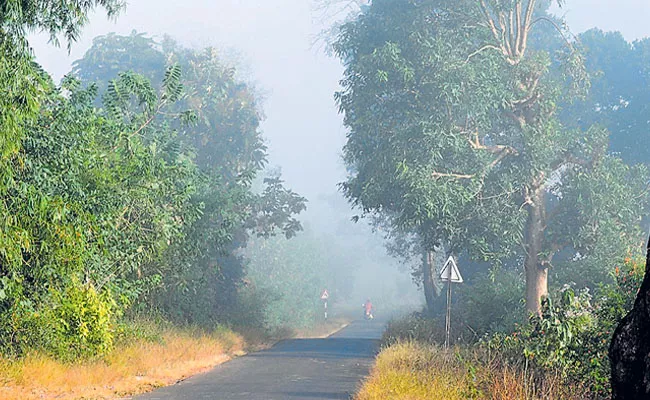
356, 341, 586, 400
0, 325, 245, 400
0, 318, 350, 400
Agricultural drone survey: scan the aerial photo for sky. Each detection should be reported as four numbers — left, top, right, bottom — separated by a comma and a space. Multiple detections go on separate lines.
551, 0, 650, 40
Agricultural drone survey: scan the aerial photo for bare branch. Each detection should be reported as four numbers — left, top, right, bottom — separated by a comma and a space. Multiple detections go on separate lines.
432, 171, 476, 180
479, 0, 502, 45
508, 8, 517, 55
464, 44, 502, 64
465, 129, 518, 156
498, 11, 513, 57
515, 0, 523, 53
531, 16, 575, 49
519, 0, 537, 56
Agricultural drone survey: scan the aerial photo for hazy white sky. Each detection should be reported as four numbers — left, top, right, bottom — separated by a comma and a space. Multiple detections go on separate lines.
553, 0, 650, 40
29, 0, 650, 205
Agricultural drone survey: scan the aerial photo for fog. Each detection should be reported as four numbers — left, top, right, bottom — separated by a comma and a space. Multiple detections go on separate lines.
27, 0, 650, 315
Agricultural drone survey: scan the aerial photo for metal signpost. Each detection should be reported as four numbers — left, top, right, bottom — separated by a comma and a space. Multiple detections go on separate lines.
320, 289, 329, 320
440, 256, 463, 349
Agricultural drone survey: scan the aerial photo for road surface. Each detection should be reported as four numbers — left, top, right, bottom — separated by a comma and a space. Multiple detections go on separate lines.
136, 320, 384, 400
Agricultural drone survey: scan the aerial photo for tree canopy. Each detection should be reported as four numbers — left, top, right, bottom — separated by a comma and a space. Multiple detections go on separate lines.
335, 0, 649, 315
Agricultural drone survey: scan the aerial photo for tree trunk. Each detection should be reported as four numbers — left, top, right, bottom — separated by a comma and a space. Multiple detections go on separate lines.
422, 250, 436, 314
610, 237, 650, 399
524, 186, 548, 316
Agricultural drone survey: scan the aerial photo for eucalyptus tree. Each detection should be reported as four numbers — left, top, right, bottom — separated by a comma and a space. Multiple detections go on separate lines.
335, 0, 648, 315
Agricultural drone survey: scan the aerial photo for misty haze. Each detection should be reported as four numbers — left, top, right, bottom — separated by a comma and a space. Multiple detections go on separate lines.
1, 1, 650, 399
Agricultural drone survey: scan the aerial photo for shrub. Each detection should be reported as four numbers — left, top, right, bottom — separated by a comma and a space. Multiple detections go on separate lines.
384, 258, 643, 399
356, 341, 586, 400
484, 258, 644, 399
45, 280, 116, 360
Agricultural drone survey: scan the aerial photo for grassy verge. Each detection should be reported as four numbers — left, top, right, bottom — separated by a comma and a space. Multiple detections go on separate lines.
0, 322, 247, 400
356, 341, 586, 400
0, 316, 351, 400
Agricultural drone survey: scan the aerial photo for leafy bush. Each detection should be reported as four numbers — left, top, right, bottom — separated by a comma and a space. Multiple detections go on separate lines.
0, 280, 115, 360
485, 258, 644, 398
45, 281, 115, 360
386, 258, 643, 399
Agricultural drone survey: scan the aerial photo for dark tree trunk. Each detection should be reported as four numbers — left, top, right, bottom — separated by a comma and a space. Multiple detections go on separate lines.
422, 250, 436, 314
524, 186, 548, 316
610, 237, 650, 399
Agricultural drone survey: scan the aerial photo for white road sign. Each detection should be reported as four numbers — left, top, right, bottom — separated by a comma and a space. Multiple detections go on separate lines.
440, 256, 463, 283
320, 289, 329, 300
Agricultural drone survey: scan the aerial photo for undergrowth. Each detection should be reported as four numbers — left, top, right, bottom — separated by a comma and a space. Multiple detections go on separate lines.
357, 341, 586, 400
0, 319, 246, 400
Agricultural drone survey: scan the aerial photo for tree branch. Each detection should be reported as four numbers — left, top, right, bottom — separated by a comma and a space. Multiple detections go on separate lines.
531, 16, 574, 49
479, 0, 502, 45
464, 44, 502, 64
515, 0, 523, 54
519, 0, 537, 56
432, 171, 476, 180
498, 11, 513, 58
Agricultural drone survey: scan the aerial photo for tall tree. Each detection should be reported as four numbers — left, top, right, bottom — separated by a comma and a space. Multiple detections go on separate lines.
335, 0, 648, 315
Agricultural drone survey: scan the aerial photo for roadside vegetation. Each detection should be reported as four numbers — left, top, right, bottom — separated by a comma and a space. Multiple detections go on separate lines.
0, 2, 360, 398
0, 321, 245, 400
356, 257, 641, 399
331, 0, 650, 398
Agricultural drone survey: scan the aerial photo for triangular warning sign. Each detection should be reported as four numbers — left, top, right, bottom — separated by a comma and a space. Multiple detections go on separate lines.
440, 256, 463, 283
321, 289, 329, 300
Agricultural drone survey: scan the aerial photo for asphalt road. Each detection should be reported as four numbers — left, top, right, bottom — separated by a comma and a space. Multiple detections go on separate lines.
135, 320, 384, 400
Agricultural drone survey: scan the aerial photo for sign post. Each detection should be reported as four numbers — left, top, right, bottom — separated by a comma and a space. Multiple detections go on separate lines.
440, 256, 463, 349
320, 289, 329, 320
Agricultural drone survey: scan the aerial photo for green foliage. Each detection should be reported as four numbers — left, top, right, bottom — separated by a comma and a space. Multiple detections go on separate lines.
388, 257, 644, 398
523, 289, 596, 372
46, 280, 115, 360
0, 28, 307, 359
334, 0, 649, 316
485, 259, 645, 398
456, 269, 525, 337
0, 0, 122, 164
0, 0, 123, 49
562, 29, 650, 164
66, 32, 307, 331
382, 313, 441, 345
245, 231, 331, 329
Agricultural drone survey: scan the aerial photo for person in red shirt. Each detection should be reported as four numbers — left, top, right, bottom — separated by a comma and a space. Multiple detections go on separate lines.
363, 298, 373, 319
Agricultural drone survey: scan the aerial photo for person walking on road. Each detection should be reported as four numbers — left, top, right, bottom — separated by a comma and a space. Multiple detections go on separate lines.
363, 298, 373, 320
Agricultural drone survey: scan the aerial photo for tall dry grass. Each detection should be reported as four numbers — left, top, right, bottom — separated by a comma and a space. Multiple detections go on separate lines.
356, 341, 586, 400
0, 324, 245, 400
